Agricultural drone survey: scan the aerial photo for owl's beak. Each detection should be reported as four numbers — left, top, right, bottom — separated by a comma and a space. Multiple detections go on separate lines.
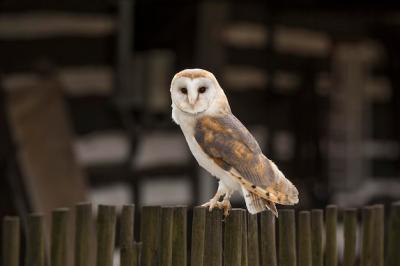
188, 94, 197, 105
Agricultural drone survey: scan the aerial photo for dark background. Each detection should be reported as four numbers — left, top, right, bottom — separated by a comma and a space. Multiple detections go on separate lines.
1, 0, 400, 227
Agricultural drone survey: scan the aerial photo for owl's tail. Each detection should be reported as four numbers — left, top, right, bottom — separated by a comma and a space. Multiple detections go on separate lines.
264, 158, 299, 205
233, 158, 298, 207
241, 186, 278, 217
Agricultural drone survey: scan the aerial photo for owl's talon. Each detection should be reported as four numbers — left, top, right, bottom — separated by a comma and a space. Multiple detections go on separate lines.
201, 199, 224, 212
201, 199, 219, 211
222, 199, 232, 216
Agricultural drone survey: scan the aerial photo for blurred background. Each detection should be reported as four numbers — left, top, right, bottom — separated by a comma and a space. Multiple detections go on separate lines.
1, 0, 400, 225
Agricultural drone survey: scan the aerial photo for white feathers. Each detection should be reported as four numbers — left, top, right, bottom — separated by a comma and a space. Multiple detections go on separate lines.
241, 186, 266, 214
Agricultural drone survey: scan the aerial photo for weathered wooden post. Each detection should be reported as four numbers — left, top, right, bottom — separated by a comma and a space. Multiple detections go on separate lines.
172, 206, 187, 266
75, 203, 92, 266
247, 213, 259, 266
120, 204, 135, 266
343, 208, 357, 266
224, 209, 244, 266
133, 242, 142, 266
2, 216, 20, 266
386, 202, 400, 266
279, 209, 296, 266
25, 214, 45, 266
325, 205, 337, 266
311, 209, 324, 266
241, 211, 248, 266
260, 211, 277, 266
140, 206, 162, 266
96, 205, 117, 266
160, 207, 174, 266
360, 206, 374, 266
204, 208, 223, 266
191, 207, 206, 266
372, 204, 384, 266
51, 208, 69, 266
298, 211, 312, 266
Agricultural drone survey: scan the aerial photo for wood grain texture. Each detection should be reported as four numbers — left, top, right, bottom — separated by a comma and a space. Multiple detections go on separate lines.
2, 217, 20, 266
279, 209, 296, 266
325, 205, 337, 266
311, 209, 324, 266
191, 207, 206, 266
343, 209, 357, 266
260, 211, 277, 266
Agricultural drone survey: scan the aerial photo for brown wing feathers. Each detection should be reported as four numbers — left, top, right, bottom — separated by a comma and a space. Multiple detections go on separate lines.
195, 115, 299, 206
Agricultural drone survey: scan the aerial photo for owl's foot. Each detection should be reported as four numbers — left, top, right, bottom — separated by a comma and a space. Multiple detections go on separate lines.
201, 198, 232, 216
201, 198, 223, 211
221, 199, 232, 216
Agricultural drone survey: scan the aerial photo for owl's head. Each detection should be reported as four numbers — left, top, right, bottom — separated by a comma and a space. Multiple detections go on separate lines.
170, 68, 230, 115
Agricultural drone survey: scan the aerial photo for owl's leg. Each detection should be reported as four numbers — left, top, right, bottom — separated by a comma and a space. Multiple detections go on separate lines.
221, 190, 233, 216
201, 182, 226, 211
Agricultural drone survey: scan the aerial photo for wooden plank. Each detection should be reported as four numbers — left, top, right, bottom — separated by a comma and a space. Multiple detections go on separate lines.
120, 204, 135, 266
190, 207, 206, 266
2, 217, 20, 266
360, 206, 374, 266
241, 211, 248, 266
25, 214, 45, 266
372, 205, 384, 266
132, 242, 142, 266
172, 206, 187, 266
51, 208, 69, 266
74, 203, 92, 266
343, 208, 357, 266
325, 205, 338, 266
386, 202, 400, 266
311, 209, 324, 266
260, 211, 277, 266
204, 208, 223, 266
96, 205, 117, 266
140, 206, 162, 266
247, 213, 259, 266
279, 209, 296, 266
298, 211, 311, 266
224, 209, 244, 266
160, 207, 174, 266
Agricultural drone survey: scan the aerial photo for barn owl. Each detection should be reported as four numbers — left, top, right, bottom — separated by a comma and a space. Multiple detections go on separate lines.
170, 68, 298, 216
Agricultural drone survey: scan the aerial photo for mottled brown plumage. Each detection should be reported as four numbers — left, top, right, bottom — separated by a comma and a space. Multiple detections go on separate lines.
195, 114, 298, 214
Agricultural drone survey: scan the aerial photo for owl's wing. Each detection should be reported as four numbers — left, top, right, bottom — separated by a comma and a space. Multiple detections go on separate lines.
195, 114, 298, 205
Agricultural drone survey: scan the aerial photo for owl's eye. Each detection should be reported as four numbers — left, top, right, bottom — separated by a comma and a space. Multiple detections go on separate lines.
198, 86, 207, 93
180, 87, 187, 94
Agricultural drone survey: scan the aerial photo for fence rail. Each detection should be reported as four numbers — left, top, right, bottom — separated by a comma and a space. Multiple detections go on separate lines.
1, 202, 400, 266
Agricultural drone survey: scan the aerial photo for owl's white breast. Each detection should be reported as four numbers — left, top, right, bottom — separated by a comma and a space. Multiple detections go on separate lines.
172, 107, 240, 191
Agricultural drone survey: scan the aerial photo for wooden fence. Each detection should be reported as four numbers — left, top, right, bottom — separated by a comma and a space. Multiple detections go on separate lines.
2, 202, 400, 266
